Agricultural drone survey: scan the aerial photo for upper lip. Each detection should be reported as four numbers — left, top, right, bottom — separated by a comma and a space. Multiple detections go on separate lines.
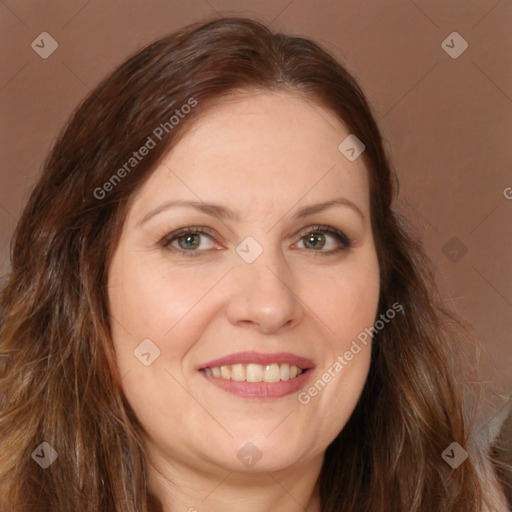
198, 351, 315, 370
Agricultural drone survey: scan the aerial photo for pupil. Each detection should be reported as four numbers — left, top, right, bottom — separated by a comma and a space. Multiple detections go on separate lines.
307, 233, 324, 249
180, 234, 199, 249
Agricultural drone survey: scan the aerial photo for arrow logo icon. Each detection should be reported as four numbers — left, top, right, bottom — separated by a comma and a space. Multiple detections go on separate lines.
338, 134, 365, 161
237, 442, 262, 467
441, 32, 468, 59
134, 339, 161, 366
236, 236, 263, 263
31, 442, 58, 468
31, 32, 59, 59
441, 441, 468, 468
442, 237, 467, 263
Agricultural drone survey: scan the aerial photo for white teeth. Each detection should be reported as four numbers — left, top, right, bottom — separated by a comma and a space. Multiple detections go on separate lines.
263, 363, 280, 383
220, 365, 231, 379
246, 363, 263, 382
204, 363, 305, 382
231, 363, 245, 381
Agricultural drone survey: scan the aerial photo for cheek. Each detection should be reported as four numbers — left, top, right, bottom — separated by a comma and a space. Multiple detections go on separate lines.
307, 255, 380, 348
108, 257, 211, 339
301, 261, 379, 438
107, 258, 200, 417
107, 254, 228, 391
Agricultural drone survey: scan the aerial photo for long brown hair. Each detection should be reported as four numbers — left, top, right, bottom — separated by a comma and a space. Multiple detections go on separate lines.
0, 16, 505, 511
491, 407, 512, 507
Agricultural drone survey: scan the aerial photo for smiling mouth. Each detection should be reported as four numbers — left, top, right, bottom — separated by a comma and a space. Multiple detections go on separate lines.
202, 363, 306, 383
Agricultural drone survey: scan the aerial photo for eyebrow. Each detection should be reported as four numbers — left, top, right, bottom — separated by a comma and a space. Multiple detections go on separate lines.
138, 197, 365, 226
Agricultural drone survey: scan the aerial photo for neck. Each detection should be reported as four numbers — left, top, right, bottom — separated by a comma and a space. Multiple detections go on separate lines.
146, 449, 323, 512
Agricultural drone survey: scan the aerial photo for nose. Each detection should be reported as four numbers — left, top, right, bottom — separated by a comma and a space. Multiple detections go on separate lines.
224, 245, 305, 335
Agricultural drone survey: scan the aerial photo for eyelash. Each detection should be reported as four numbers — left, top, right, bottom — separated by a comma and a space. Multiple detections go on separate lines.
159, 225, 353, 258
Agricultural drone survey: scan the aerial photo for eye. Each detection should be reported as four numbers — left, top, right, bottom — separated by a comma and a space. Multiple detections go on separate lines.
159, 224, 353, 258
295, 225, 352, 255
160, 227, 220, 256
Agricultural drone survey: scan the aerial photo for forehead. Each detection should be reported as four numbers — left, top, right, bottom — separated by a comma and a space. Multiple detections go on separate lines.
127, 90, 370, 222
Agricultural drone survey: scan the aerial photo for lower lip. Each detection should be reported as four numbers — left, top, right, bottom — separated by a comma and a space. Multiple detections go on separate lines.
200, 369, 313, 399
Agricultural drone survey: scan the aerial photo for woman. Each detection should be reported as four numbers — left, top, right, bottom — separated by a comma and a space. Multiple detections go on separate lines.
0, 16, 508, 512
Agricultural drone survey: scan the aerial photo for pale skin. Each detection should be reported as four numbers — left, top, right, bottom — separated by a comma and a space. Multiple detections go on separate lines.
108, 91, 381, 511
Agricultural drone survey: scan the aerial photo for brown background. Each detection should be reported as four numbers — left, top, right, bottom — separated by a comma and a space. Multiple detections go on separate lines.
1, 0, 511, 437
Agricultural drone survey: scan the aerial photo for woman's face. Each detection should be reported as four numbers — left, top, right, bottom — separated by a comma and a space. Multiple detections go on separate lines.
108, 91, 380, 475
